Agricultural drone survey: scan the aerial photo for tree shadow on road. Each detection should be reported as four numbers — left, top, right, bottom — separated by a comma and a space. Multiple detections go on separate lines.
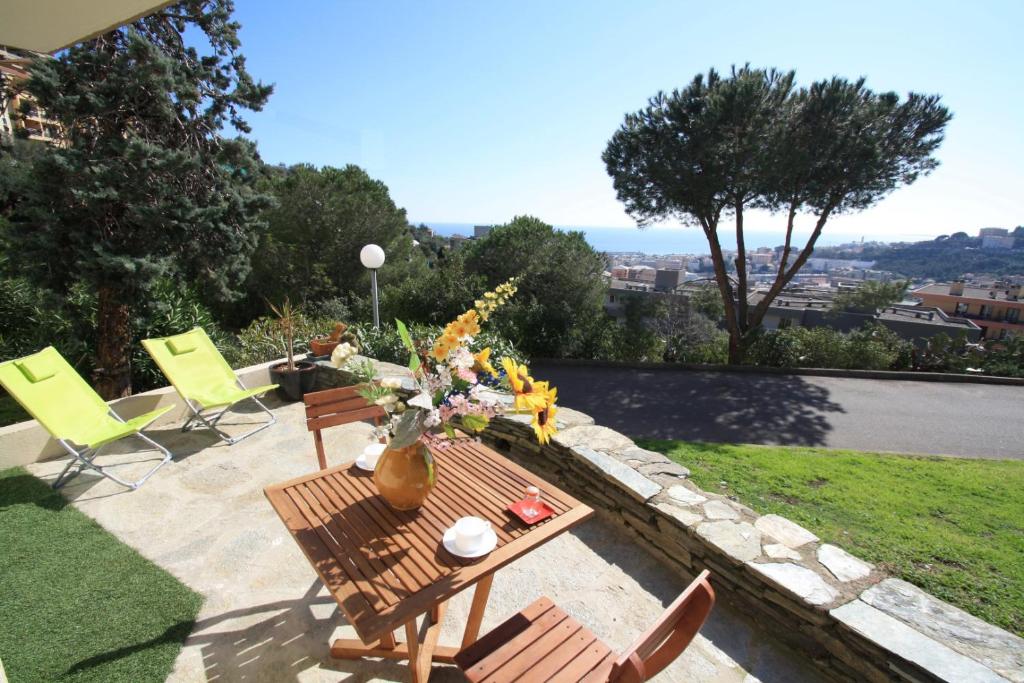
536, 365, 845, 447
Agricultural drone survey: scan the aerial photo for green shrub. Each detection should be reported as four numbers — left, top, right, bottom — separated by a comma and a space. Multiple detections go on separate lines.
227, 312, 333, 368
0, 277, 236, 393
227, 316, 527, 371
131, 281, 236, 391
745, 324, 912, 371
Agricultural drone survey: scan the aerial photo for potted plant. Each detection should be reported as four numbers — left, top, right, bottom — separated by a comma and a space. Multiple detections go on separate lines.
309, 321, 357, 358
267, 297, 318, 401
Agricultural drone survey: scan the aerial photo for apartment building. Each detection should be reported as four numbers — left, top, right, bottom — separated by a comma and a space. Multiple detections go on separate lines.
913, 281, 1024, 340
0, 46, 62, 147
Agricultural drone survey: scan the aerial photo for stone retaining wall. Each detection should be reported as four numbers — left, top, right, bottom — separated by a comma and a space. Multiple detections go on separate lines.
477, 400, 1022, 683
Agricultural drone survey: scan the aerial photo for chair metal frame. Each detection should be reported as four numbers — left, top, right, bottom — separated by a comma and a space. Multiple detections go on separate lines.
52, 411, 173, 490
179, 378, 277, 445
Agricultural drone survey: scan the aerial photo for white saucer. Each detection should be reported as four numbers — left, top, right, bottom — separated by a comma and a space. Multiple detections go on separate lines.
355, 444, 386, 472
442, 526, 498, 558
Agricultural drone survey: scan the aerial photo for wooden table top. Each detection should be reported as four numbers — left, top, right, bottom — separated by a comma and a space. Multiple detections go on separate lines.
265, 438, 594, 643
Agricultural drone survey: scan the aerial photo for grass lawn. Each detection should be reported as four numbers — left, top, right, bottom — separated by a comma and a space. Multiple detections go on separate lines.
636, 439, 1024, 637
0, 393, 29, 427
0, 467, 201, 682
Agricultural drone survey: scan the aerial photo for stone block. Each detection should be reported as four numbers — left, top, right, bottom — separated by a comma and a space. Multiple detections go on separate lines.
860, 578, 1024, 682
696, 520, 762, 563
763, 543, 801, 561
665, 484, 707, 506
651, 502, 703, 528
553, 425, 634, 452
754, 514, 819, 549
703, 499, 741, 520
569, 446, 661, 502
817, 544, 872, 583
831, 600, 1007, 683
747, 562, 839, 606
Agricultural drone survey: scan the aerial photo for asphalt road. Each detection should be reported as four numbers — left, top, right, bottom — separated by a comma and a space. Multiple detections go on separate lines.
532, 363, 1024, 460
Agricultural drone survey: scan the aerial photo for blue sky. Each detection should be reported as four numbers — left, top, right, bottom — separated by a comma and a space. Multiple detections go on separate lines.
232, 0, 1023, 242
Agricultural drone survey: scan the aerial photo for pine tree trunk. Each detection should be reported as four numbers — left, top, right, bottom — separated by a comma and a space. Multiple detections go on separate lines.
727, 332, 743, 365
94, 286, 133, 400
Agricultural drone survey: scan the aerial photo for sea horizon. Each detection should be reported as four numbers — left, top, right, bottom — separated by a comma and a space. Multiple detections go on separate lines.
414, 221, 939, 255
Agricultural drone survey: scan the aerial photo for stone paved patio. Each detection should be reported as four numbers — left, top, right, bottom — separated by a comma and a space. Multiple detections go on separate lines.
27, 397, 824, 682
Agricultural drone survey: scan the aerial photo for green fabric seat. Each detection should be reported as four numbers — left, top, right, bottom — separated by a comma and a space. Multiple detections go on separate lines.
0, 347, 174, 489
143, 328, 277, 444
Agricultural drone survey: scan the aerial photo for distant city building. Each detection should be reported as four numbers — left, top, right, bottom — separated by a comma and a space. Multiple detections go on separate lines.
749, 288, 981, 346
473, 225, 493, 238
748, 252, 773, 266
654, 269, 684, 292
913, 281, 1024, 340
980, 229, 1015, 249
1, 47, 62, 147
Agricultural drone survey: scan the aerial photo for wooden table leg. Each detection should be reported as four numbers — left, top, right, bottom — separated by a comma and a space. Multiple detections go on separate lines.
460, 573, 495, 649
330, 600, 458, 677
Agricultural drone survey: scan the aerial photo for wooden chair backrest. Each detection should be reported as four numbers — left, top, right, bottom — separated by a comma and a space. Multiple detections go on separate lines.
609, 570, 715, 682
303, 386, 387, 470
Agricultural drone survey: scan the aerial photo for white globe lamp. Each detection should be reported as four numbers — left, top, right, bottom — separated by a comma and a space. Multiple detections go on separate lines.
360, 244, 386, 328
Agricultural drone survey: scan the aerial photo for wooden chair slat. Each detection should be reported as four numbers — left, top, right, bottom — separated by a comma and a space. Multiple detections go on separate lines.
454, 572, 716, 683
468, 605, 570, 680
307, 406, 385, 433
303, 385, 364, 407
305, 394, 379, 419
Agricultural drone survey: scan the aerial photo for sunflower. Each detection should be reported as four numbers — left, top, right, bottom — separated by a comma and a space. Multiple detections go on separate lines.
531, 386, 559, 444
472, 347, 498, 377
501, 358, 549, 411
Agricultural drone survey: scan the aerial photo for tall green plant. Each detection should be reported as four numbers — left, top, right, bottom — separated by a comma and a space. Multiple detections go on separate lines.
6, 0, 273, 398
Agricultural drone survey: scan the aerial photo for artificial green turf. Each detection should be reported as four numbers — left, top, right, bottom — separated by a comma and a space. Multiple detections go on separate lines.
0, 393, 29, 427
0, 468, 202, 682
636, 439, 1024, 637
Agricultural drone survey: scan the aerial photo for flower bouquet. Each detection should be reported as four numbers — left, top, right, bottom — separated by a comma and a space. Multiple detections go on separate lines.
335, 278, 559, 509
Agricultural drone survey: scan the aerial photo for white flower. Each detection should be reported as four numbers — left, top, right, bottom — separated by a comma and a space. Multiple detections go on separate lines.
380, 376, 403, 389
374, 394, 399, 407
330, 342, 357, 368
451, 347, 475, 369
422, 408, 441, 428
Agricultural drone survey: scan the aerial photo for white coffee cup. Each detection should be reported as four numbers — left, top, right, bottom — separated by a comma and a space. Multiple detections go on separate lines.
362, 443, 386, 468
454, 516, 491, 552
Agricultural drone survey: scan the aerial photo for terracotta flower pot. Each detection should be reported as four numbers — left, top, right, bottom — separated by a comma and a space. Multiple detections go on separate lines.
373, 440, 436, 511
309, 337, 340, 357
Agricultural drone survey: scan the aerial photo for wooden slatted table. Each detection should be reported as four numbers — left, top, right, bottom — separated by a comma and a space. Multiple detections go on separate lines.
265, 438, 594, 682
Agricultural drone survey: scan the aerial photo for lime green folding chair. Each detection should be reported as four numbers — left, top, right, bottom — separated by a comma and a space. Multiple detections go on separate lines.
143, 328, 278, 445
0, 347, 175, 490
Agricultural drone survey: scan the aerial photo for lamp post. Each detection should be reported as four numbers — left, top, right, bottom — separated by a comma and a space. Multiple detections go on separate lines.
360, 244, 386, 328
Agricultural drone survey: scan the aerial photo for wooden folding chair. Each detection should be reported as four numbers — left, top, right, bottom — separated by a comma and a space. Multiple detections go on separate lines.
454, 570, 715, 683
303, 386, 388, 470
